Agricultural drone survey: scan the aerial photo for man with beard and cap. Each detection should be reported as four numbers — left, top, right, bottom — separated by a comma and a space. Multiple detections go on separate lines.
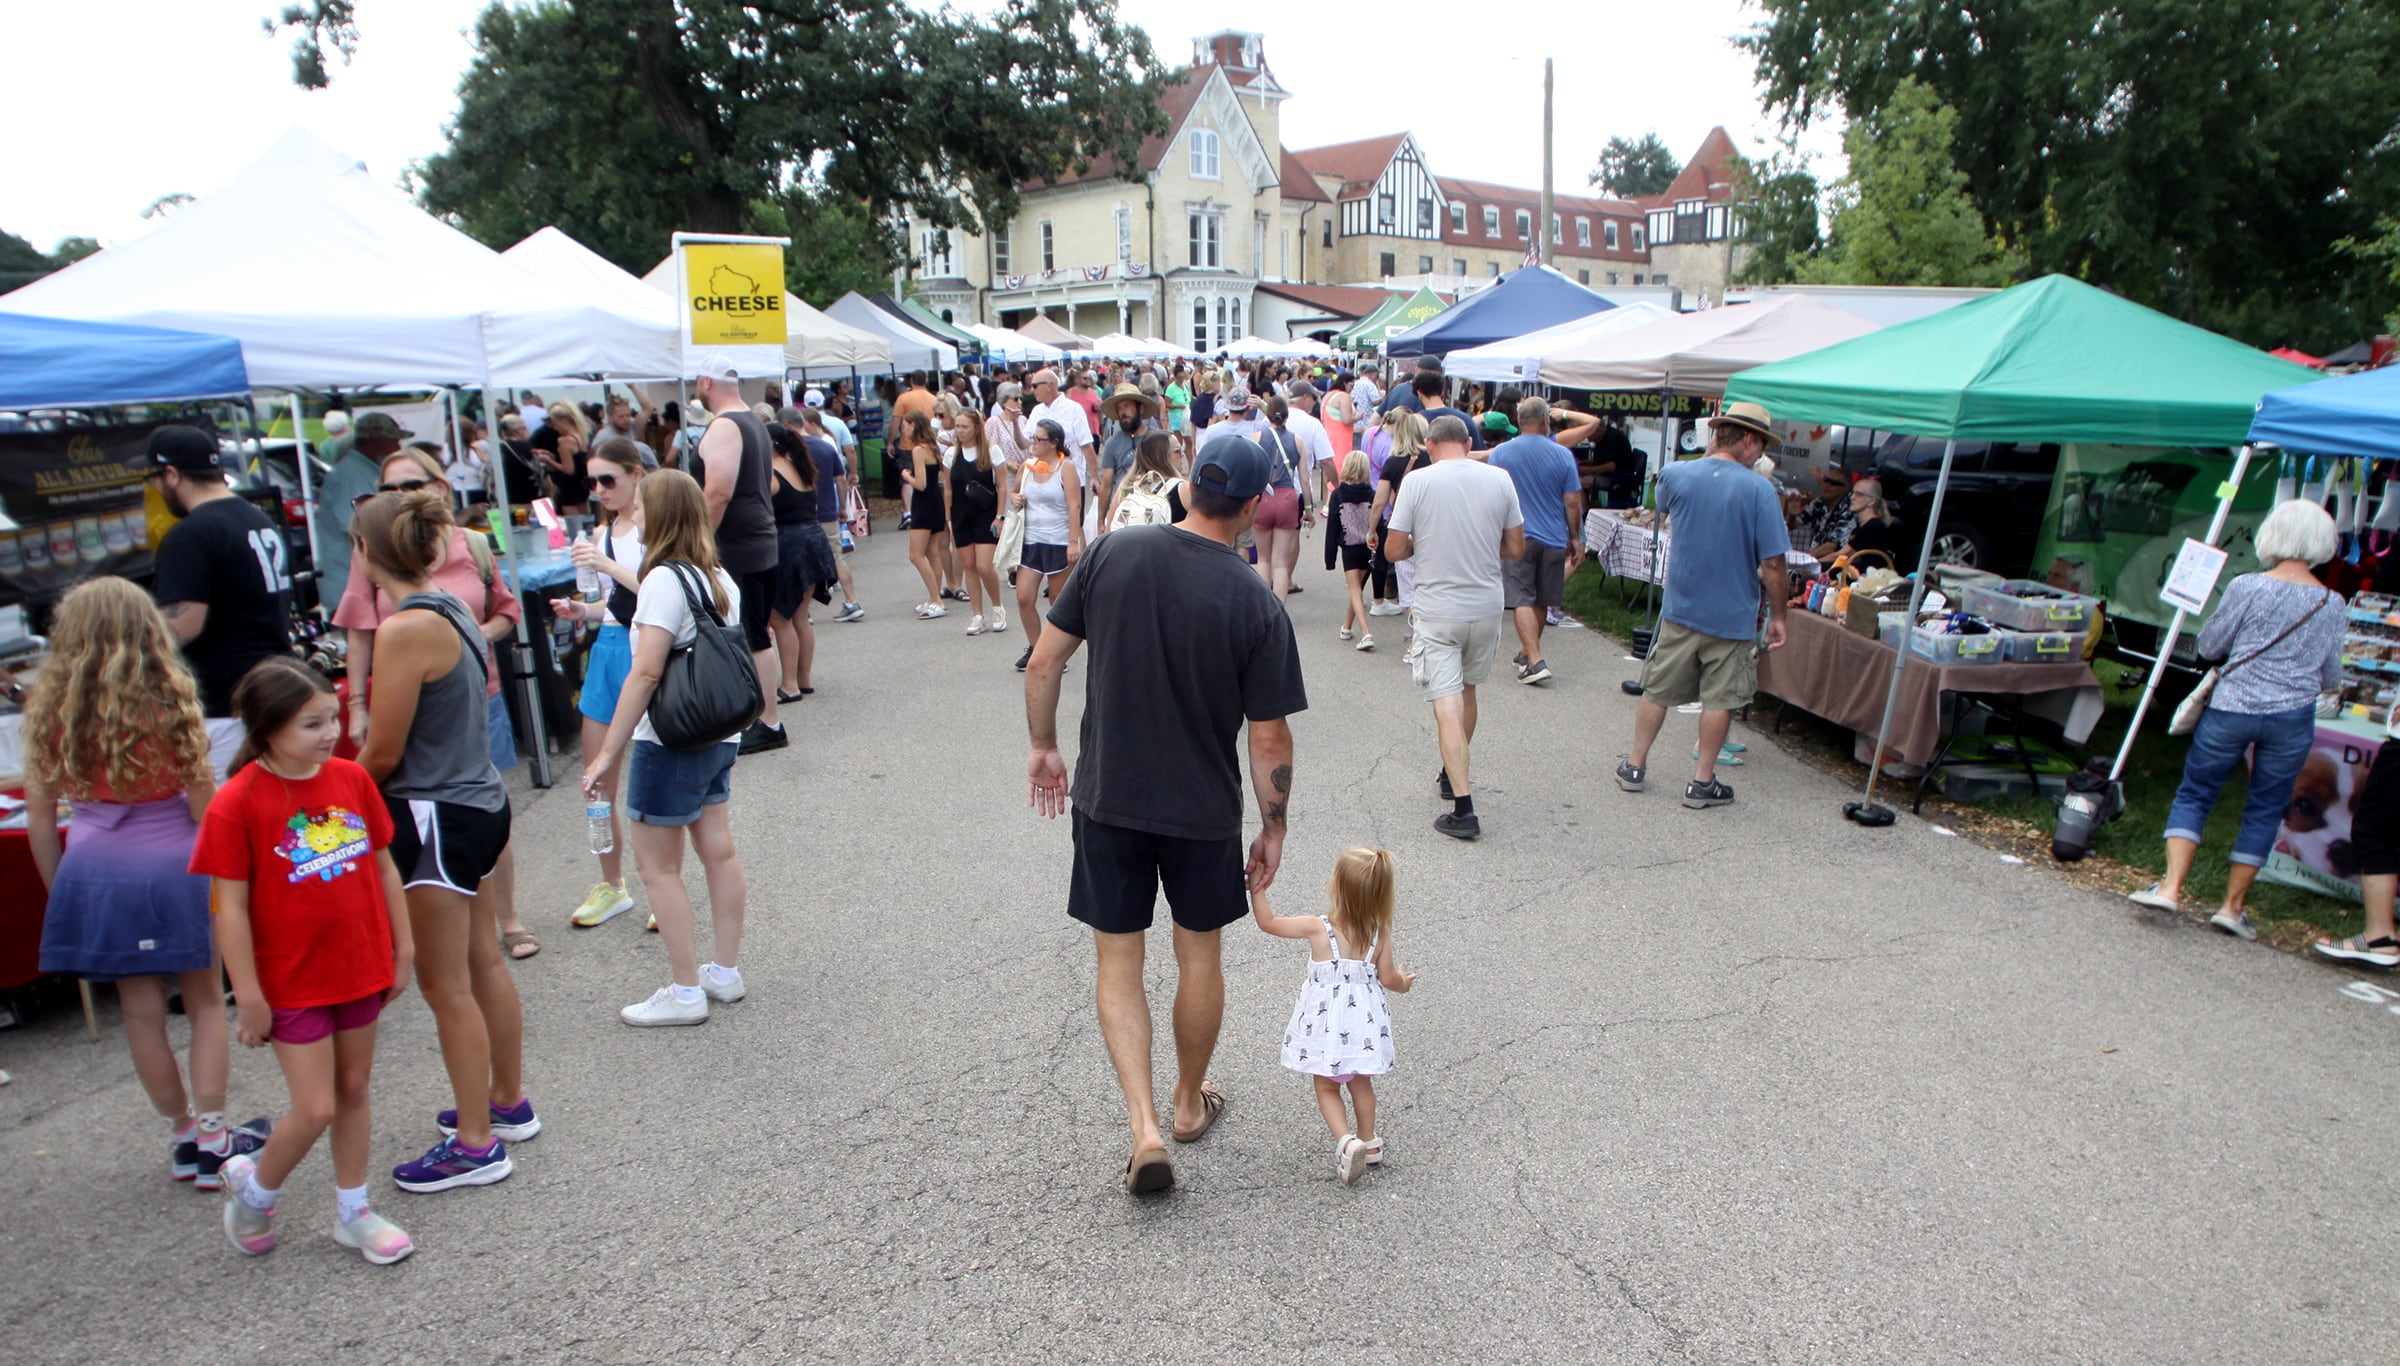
1095, 383, 1164, 534
147, 425, 294, 772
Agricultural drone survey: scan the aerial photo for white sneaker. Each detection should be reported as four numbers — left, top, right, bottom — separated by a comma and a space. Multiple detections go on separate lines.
966, 615, 987, 636
700, 964, 746, 1003
915, 602, 948, 619
620, 986, 707, 1027
1356, 633, 1375, 652
1339, 626, 1354, 641
988, 607, 1005, 631
1369, 602, 1402, 617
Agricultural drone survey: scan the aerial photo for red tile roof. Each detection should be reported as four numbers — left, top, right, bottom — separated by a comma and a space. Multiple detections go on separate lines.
1293, 134, 1409, 198
1642, 127, 1742, 206
1254, 282, 1448, 318
1279, 148, 1330, 203
1027, 71, 1210, 190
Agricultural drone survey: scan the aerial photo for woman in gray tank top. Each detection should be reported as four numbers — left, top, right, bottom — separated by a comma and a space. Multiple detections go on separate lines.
351, 490, 535, 1194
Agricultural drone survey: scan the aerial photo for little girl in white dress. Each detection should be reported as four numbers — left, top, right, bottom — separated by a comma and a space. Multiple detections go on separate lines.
1251, 847, 1418, 1184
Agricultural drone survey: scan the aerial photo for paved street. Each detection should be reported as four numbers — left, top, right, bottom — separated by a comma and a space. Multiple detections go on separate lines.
6, 524, 2399, 1364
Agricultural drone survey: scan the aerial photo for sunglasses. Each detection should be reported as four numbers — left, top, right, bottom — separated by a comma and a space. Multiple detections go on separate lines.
594, 473, 623, 489
353, 478, 432, 508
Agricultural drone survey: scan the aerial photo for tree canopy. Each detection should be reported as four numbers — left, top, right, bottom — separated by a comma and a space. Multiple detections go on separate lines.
274, 0, 1173, 304
1741, 0, 2400, 348
0, 230, 97, 291
1590, 133, 1679, 199
1792, 79, 2020, 289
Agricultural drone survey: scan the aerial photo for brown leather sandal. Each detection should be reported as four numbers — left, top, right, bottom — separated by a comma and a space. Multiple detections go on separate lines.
1171, 1079, 1226, 1144
501, 930, 540, 961
1122, 1144, 1174, 1194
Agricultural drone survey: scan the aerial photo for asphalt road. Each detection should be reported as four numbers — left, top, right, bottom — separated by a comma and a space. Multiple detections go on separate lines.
6, 523, 2399, 1364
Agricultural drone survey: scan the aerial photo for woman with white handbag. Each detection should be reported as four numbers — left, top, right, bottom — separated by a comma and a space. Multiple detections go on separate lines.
2130, 500, 2345, 938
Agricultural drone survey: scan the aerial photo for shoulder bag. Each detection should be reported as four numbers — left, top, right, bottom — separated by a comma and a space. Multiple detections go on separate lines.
2168, 590, 2330, 736
995, 466, 1028, 572
646, 562, 763, 750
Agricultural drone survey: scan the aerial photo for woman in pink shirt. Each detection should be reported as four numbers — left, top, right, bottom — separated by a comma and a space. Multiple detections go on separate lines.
333, 450, 536, 959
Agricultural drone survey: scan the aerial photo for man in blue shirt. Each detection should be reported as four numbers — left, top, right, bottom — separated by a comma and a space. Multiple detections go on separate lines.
1617, 402, 1790, 810
1489, 397, 1602, 684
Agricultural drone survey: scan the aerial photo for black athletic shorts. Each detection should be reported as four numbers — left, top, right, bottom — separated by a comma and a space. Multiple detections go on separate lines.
1068, 808, 1246, 935
736, 566, 776, 652
385, 795, 512, 895
2352, 742, 2400, 878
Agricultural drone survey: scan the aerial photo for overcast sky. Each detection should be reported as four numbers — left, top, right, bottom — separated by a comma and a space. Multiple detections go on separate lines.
0, 0, 1840, 251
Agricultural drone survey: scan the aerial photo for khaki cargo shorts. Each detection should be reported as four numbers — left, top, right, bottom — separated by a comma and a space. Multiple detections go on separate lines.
1644, 619, 1757, 711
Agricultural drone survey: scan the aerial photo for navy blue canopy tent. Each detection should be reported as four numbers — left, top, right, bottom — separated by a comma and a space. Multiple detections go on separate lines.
1382, 265, 1613, 359
0, 312, 250, 409
2249, 362, 2400, 459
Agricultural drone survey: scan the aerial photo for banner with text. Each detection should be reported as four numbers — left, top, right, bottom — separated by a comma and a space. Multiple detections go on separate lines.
680, 240, 789, 348
0, 420, 172, 606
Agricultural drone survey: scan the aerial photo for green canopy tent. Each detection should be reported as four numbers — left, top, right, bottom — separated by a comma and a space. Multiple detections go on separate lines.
1336, 287, 1448, 351
1722, 274, 2322, 820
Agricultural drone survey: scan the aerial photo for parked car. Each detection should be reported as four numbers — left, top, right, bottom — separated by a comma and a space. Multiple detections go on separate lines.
1861, 435, 2062, 577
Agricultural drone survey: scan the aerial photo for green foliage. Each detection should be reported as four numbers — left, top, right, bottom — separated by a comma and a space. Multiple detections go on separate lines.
0, 230, 100, 289
2338, 216, 2400, 331
1727, 147, 1821, 287
743, 190, 901, 306
1590, 133, 1679, 199
1796, 79, 2022, 289
48, 237, 100, 265
301, 0, 1169, 295
1742, 0, 2400, 348
263, 1, 356, 90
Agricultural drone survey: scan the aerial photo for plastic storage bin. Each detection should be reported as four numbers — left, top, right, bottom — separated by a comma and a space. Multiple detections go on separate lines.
1905, 625, 2008, 665
2001, 629, 2081, 663
1878, 611, 1909, 649
1960, 579, 2100, 632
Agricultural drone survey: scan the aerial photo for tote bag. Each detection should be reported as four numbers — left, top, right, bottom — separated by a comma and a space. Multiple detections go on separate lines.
646, 563, 762, 750
995, 469, 1028, 572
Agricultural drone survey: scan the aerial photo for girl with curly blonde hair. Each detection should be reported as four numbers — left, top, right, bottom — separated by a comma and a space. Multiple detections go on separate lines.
25, 575, 252, 1187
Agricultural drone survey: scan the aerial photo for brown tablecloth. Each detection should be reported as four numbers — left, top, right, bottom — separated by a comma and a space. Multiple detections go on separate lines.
1754, 609, 2102, 767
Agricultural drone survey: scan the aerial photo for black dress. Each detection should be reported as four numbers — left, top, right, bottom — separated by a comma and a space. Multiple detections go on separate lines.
907, 447, 946, 531
770, 468, 839, 616
949, 453, 1000, 547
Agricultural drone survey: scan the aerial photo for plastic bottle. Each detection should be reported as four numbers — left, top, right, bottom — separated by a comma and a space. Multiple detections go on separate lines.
586, 797, 614, 854
573, 531, 601, 601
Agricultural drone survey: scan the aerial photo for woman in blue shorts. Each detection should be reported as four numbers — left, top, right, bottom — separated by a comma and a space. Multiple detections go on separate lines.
549, 439, 646, 930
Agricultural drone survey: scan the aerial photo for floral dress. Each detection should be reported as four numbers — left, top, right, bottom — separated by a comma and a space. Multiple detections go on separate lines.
1278, 919, 1394, 1079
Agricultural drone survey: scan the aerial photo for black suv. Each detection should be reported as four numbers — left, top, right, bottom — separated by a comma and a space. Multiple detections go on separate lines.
1861, 434, 2062, 577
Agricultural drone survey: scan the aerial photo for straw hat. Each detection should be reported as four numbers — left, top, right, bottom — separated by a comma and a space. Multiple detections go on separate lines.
1106, 382, 1161, 421
1712, 400, 1776, 442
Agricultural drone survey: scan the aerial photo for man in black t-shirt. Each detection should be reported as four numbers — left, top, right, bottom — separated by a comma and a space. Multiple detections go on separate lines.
147, 425, 293, 742
690, 352, 788, 755
1027, 435, 1307, 1196
1413, 369, 1484, 451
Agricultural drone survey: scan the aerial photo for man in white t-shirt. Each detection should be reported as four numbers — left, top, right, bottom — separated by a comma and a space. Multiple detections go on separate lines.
1279, 381, 1338, 510
1385, 414, 1525, 842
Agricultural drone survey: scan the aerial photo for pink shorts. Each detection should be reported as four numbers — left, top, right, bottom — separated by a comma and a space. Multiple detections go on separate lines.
1253, 486, 1301, 531
270, 991, 385, 1044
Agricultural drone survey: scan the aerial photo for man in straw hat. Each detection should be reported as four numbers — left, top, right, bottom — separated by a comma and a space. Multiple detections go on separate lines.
1094, 382, 1163, 532
1615, 401, 1791, 811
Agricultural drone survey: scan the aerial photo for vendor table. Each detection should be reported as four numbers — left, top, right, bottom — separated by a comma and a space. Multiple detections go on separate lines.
1582, 508, 1820, 593
1756, 609, 2104, 811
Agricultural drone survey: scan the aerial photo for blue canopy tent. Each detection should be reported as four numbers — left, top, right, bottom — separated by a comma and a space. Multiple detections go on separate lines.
0, 312, 250, 408
2250, 364, 2400, 459
1383, 266, 1613, 359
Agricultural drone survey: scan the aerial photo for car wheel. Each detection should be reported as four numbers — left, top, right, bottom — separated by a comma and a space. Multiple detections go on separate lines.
1932, 522, 1988, 567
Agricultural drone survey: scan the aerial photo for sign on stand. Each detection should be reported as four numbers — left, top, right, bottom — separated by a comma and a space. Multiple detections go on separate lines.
2158, 536, 2230, 614
672, 233, 792, 381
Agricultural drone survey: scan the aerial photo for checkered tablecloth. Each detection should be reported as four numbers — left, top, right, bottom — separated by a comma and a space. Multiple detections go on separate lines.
1585, 508, 1667, 584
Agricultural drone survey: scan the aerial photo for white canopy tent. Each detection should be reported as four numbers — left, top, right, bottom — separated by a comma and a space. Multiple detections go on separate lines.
632, 254, 893, 377
1270, 337, 1335, 359
0, 128, 680, 387
1085, 331, 1196, 360
1443, 301, 1675, 384
825, 292, 955, 373
1221, 336, 1287, 360
1139, 337, 1200, 360
1536, 294, 1881, 397
960, 323, 1061, 364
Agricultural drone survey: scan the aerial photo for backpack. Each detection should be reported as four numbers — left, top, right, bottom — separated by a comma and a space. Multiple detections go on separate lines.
1111, 471, 1180, 529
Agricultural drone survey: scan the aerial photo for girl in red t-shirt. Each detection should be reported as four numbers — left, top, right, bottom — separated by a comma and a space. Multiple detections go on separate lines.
25, 577, 249, 1187
191, 658, 417, 1264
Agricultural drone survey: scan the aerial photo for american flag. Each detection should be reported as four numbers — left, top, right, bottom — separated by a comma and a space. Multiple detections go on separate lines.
1040, 268, 1057, 282
1002, 274, 1025, 291
1522, 245, 1541, 268
1125, 262, 1151, 278
1082, 265, 1110, 282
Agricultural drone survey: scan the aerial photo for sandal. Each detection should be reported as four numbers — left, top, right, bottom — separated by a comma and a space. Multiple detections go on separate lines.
1122, 1143, 1174, 1194
776, 689, 806, 705
1170, 1079, 1226, 1144
1336, 1134, 1369, 1185
501, 929, 540, 961
2313, 934, 2400, 967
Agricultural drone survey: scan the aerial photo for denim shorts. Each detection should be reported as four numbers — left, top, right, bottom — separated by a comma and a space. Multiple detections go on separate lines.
486, 694, 518, 772
626, 739, 736, 827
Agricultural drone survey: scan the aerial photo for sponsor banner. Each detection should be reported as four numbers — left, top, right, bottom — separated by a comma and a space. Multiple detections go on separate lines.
1561, 390, 1707, 418
680, 240, 788, 347
0, 420, 173, 606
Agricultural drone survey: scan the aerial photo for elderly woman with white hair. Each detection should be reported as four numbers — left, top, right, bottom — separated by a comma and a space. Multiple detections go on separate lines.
2130, 499, 2346, 938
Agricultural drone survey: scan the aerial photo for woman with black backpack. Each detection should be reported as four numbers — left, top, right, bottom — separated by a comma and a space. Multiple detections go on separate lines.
580, 470, 753, 1028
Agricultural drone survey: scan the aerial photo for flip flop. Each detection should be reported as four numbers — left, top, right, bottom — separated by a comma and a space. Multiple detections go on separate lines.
1170, 1079, 1226, 1144
501, 930, 540, 961
2126, 883, 2180, 912
1122, 1143, 1174, 1194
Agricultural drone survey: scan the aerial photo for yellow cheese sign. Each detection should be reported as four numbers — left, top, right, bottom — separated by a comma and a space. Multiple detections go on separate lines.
681, 241, 788, 346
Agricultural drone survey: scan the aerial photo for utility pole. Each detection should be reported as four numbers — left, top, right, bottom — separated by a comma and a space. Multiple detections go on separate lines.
1539, 56, 1555, 269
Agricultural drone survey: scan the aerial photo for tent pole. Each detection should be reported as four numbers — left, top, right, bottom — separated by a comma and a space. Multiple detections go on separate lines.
1849, 437, 1958, 824
288, 392, 320, 594
482, 351, 551, 790
2107, 442, 2256, 783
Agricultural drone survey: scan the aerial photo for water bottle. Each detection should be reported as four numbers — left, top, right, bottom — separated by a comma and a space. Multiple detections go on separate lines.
573, 532, 600, 602
586, 797, 615, 854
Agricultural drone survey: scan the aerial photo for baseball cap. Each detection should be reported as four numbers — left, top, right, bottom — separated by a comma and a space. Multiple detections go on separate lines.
146, 424, 221, 473
1191, 435, 1271, 501
803, 388, 826, 408
1282, 381, 1316, 403
1225, 384, 1257, 414
354, 412, 413, 440
1480, 411, 1518, 439
695, 352, 740, 382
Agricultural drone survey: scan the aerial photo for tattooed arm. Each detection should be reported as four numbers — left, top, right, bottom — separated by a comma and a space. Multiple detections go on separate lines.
1245, 718, 1292, 892
160, 599, 208, 645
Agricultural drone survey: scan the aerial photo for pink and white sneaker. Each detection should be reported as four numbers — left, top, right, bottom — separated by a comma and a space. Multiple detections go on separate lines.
333, 1209, 416, 1265
219, 1155, 277, 1256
